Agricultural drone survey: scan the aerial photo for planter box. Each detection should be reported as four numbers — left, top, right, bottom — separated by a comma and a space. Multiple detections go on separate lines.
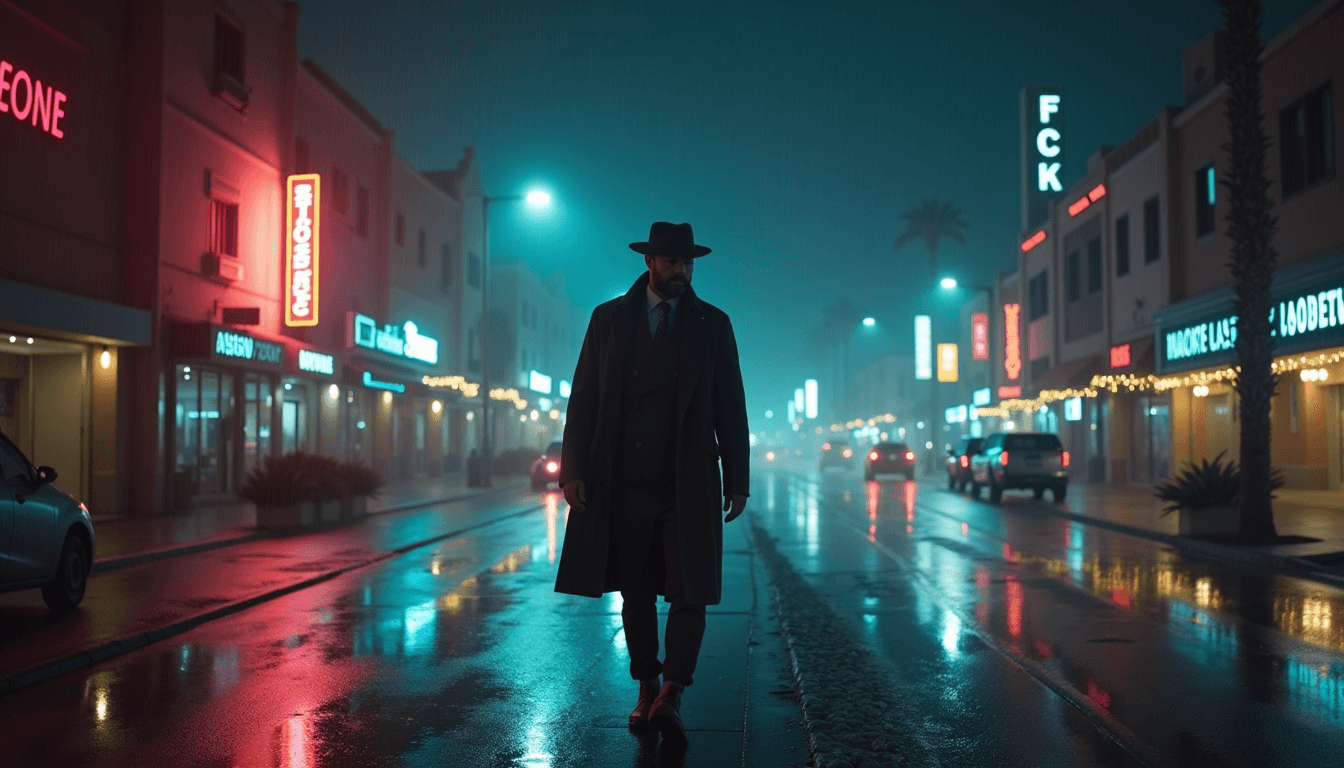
256, 501, 316, 529
342, 495, 369, 520
1178, 505, 1239, 537
319, 499, 342, 524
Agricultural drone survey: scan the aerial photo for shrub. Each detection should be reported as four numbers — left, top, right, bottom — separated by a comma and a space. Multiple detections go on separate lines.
1154, 452, 1284, 515
341, 461, 384, 498
239, 452, 348, 505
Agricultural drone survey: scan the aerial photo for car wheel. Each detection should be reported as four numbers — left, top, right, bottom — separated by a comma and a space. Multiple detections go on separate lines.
42, 533, 90, 611
1033, 486, 1046, 499
1053, 484, 1068, 502
988, 476, 1003, 504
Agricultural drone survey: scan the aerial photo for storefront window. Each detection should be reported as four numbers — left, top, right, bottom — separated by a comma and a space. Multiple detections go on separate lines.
281, 379, 310, 454
242, 374, 272, 479
175, 365, 234, 497
1134, 395, 1172, 482
341, 388, 368, 462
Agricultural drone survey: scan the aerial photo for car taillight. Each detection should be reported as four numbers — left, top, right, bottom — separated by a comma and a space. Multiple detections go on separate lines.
1061, 451, 1070, 468
905, 451, 915, 461
959, 455, 968, 468
823, 443, 832, 451
999, 451, 1010, 467
546, 461, 559, 473
869, 451, 880, 462
842, 448, 853, 458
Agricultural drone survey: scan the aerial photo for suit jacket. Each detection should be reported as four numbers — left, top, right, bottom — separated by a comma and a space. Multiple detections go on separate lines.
553, 272, 750, 605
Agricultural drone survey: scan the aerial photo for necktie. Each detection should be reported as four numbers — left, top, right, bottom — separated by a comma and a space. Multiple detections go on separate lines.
653, 301, 670, 348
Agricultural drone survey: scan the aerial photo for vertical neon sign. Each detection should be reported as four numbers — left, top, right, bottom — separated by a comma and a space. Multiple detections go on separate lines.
286, 174, 320, 327
971, 313, 989, 360
915, 315, 932, 380
1003, 303, 1022, 381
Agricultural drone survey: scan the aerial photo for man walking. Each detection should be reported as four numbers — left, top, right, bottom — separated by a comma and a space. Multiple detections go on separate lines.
555, 221, 750, 745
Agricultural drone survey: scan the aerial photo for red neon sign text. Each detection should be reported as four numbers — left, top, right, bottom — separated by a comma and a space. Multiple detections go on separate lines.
0, 60, 68, 139
1110, 343, 1131, 369
286, 175, 320, 327
998, 385, 1022, 398
1068, 184, 1107, 217
1003, 303, 1021, 380
972, 313, 989, 360
1020, 230, 1047, 252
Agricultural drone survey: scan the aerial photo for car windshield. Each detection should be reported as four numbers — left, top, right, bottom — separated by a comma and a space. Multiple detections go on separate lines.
545, 441, 563, 456
965, 439, 983, 453
1003, 434, 1062, 451
876, 443, 907, 451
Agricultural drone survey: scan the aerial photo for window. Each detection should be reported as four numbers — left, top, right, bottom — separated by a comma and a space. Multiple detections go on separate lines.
1280, 83, 1334, 196
210, 199, 239, 257
440, 244, 454, 293
294, 138, 309, 174
1143, 195, 1161, 263
417, 228, 427, 267
331, 168, 348, 215
1086, 237, 1101, 294
1066, 250, 1081, 302
395, 213, 405, 246
1115, 214, 1130, 277
213, 13, 245, 84
1028, 269, 1049, 320
1195, 163, 1216, 237
356, 186, 369, 237
468, 252, 481, 288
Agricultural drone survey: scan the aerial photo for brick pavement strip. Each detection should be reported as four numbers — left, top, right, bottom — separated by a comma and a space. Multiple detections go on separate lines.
0, 504, 539, 697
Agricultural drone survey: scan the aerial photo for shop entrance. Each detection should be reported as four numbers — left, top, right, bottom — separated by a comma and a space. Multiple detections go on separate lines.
1133, 395, 1172, 482
281, 381, 310, 454
0, 336, 88, 501
174, 365, 233, 500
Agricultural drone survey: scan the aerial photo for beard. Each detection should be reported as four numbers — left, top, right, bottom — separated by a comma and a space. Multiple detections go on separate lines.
652, 272, 689, 298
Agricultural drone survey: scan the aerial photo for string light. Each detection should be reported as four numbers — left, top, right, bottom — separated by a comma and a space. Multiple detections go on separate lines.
422, 375, 481, 399
1088, 348, 1344, 394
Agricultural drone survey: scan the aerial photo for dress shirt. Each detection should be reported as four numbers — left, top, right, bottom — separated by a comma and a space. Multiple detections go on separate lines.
646, 285, 680, 338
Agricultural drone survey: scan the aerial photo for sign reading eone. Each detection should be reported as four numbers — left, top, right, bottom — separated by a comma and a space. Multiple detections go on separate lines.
971, 313, 989, 360
914, 315, 932, 381
286, 175, 320, 327
0, 59, 68, 139
1003, 303, 1022, 381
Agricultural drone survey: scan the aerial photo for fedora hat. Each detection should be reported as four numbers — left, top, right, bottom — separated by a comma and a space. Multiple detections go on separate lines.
629, 221, 711, 258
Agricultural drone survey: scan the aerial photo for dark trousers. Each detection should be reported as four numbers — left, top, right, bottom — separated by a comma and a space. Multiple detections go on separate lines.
615, 493, 706, 687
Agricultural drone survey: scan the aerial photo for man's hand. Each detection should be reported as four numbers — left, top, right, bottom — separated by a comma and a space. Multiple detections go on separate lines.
723, 493, 747, 523
562, 480, 587, 512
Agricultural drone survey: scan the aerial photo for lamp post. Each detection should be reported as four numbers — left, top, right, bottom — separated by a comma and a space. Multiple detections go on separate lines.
938, 276, 996, 449
471, 189, 551, 487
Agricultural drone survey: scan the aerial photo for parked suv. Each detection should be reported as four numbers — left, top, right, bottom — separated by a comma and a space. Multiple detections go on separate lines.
864, 442, 916, 481
945, 436, 983, 491
968, 431, 1069, 503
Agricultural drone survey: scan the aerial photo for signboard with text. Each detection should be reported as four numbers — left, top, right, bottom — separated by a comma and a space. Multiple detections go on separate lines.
0, 57, 69, 140
1020, 87, 1065, 231
972, 312, 989, 360
286, 174, 320, 327
1110, 343, 1131, 369
937, 343, 958, 382
350, 313, 439, 366
915, 315, 932, 380
1003, 303, 1022, 381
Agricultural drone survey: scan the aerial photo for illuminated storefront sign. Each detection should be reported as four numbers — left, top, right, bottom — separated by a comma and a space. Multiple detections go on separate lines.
362, 371, 406, 393
351, 313, 439, 365
972, 313, 989, 360
1110, 343, 1131, 369
1064, 397, 1083, 421
559, 380, 571, 398
0, 59, 68, 140
937, 343, 958, 382
973, 387, 992, 406
214, 329, 282, 366
1021, 88, 1064, 229
1003, 303, 1022, 381
998, 385, 1022, 398
285, 174, 320, 327
915, 315, 932, 380
529, 370, 552, 394
804, 379, 818, 419
297, 349, 335, 375
945, 405, 968, 424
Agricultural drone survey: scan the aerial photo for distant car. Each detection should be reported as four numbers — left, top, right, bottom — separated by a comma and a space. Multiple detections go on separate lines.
0, 430, 96, 610
819, 440, 854, 471
864, 442, 916, 481
530, 441, 564, 490
968, 431, 1069, 503
946, 436, 984, 491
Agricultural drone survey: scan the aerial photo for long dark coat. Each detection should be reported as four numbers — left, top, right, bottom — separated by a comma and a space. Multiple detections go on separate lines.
554, 272, 750, 606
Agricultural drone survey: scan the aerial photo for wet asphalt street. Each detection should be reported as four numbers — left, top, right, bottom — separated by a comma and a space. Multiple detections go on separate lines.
2, 462, 1343, 767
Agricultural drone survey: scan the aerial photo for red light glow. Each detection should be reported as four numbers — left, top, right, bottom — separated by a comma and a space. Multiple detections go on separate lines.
869, 451, 880, 461
905, 450, 915, 461
842, 448, 853, 458
1000, 451, 1010, 467
285, 174, 321, 327
998, 385, 1022, 398
972, 313, 989, 360
904, 482, 916, 521
1110, 343, 1131, 369
823, 442, 831, 451
1006, 578, 1023, 637
0, 59, 69, 140
1020, 229, 1047, 252
1068, 196, 1091, 216
1003, 304, 1021, 381
1061, 451, 1070, 468
1088, 183, 1107, 202
960, 455, 968, 468
546, 461, 559, 473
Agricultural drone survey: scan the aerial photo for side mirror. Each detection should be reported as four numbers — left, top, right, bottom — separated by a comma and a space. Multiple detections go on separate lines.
38, 465, 58, 484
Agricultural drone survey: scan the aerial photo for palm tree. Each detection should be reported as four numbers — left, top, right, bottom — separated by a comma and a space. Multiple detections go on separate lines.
892, 198, 969, 276
1220, 0, 1279, 542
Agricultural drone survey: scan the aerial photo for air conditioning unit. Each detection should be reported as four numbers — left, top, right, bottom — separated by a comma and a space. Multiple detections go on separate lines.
202, 252, 243, 283
212, 72, 250, 112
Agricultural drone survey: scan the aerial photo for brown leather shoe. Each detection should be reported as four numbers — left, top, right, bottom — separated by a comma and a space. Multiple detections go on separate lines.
628, 679, 660, 730
648, 682, 686, 743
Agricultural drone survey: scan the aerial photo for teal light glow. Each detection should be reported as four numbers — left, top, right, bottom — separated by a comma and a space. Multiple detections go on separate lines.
1207, 166, 1216, 205
362, 371, 406, 393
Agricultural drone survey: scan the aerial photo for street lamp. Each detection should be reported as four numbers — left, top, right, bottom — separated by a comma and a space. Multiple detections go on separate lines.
470, 188, 552, 487
937, 275, 996, 448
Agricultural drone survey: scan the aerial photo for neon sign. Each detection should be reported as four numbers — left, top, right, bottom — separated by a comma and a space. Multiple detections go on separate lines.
937, 343, 958, 382
352, 313, 439, 365
529, 370, 552, 394
998, 385, 1022, 398
915, 315, 932, 380
973, 387, 991, 406
1109, 344, 1131, 369
972, 313, 989, 360
1021, 89, 1065, 230
1003, 303, 1022, 381
286, 174, 320, 327
297, 349, 335, 375
0, 59, 68, 139
1068, 184, 1107, 217
1036, 95, 1062, 193
1020, 230, 1047, 253
214, 329, 282, 365
362, 371, 406, 393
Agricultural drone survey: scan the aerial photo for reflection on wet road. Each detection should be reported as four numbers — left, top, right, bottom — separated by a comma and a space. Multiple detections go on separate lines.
762, 466, 1344, 766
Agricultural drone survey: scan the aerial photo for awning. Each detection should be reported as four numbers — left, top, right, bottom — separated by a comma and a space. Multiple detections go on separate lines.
1032, 354, 1106, 392
0, 278, 151, 346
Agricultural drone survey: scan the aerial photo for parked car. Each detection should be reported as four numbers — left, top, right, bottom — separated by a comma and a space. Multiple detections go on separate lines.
864, 442, 916, 481
529, 441, 564, 490
0, 430, 96, 610
819, 440, 854, 471
945, 436, 984, 491
968, 431, 1069, 503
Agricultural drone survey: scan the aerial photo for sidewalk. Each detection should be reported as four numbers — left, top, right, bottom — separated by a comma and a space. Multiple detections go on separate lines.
89, 473, 505, 572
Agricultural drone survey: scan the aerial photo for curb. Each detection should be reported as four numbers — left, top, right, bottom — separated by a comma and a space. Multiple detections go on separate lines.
0, 503, 540, 698
89, 487, 498, 575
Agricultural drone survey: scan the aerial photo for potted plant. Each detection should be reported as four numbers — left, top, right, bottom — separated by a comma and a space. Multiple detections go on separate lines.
341, 461, 384, 520
1154, 452, 1283, 537
240, 452, 347, 529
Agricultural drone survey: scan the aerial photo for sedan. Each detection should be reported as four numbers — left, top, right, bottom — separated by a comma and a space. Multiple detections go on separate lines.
529, 441, 564, 490
864, 442, 916, 481
1, 430, 96, 610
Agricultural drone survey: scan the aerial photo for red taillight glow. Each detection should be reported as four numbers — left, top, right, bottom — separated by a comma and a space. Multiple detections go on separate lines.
999, 451, 1010, 467
823, 442, 832, 451
546, 461, 559, 473
842, 448, 853, 458
1061, 451, 1070, 468
869, 451, 880, 462
905, 451, 915, 461
960, 455, 969, 468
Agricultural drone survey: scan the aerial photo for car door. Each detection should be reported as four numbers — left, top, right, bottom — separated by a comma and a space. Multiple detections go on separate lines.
0, 438, 26, 584
3, 442, 56, 584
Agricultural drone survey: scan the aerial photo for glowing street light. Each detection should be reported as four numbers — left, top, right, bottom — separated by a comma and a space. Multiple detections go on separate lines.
525, 189, 552, 208
862, 317, 876, 327
940, 277, 958, 289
